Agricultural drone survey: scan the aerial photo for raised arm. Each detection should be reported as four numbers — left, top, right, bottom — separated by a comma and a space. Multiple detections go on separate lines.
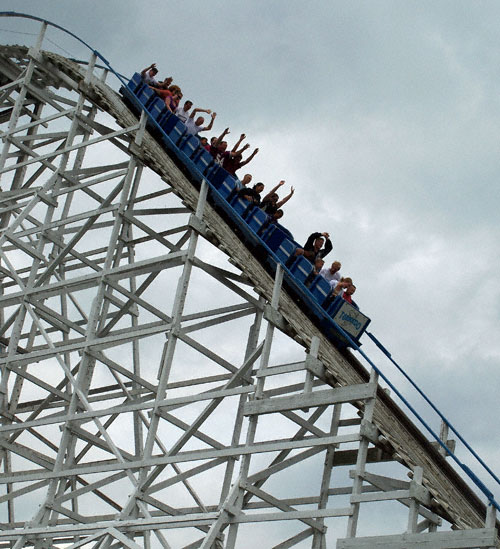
262, 180, 285, 202
321, 235, 333, 258
141, 63, 156, 78
238, 147, 259, 167
189, 107, 212, 119
276, 186, 294, 208
231, 134, 246, 153
202, 112, 217, 132
214, 128, 230, 148
232, 143, 250, 157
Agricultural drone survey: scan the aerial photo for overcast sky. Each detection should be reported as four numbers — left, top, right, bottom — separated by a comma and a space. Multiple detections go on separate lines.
1, 0, 500, 541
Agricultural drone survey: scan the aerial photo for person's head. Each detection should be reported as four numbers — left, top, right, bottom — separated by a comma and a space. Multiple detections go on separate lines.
169, 85, 181, 93
340, 277, 353, 287
254, 183, 265, 193
345, 284, 356, 295
183, 100, 193, 111
314, 257, 325, 272
149, 67, 158, 77
269, 192, 279, 204
273, 209, 284, 220
219, 140, 228, 152
161, 77, 173, 87
330, 261, 341, 274
241, 173, 252, 185
313, 237, 325, 251
200, 137, 208, 147
210, 137, 217, 146
195, 116, 204, 126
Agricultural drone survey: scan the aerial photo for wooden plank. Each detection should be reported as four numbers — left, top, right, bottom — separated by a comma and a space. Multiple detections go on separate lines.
350, 489, 411, 503
337, 528, 497, 548
243, 384, 377, 416
231, 507, 353, 523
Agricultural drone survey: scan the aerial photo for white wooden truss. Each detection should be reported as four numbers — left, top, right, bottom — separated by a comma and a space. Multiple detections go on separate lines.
0, 19, 497, 549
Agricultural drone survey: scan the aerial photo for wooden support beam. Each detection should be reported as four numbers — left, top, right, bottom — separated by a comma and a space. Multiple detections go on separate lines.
243, 383, 377, 416
337, 528, 497, 548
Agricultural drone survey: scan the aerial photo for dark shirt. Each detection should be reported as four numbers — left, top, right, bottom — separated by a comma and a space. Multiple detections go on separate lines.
222, 155, 242, 175
209, 145, 230, 166
302, 232, 333, 263
238, 187, 261, 205
260, 199, 278, 215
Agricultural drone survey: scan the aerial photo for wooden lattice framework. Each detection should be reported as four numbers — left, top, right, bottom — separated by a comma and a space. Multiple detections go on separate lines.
0, 17, 497, 549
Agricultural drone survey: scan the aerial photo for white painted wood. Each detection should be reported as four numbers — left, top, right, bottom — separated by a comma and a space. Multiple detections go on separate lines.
345, 368, 379, 539
337, 528, 497, 548
243, 383, 377, 415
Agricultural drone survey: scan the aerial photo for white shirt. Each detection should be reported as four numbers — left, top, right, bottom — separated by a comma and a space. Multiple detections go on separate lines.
142, 72, 158, 87
175, 106, 191, 123
185, 117, 204, 135
320, 267, 341, 284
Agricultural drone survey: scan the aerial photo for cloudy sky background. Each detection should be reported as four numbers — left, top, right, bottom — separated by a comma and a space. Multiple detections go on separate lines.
1, 0, 500, 540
